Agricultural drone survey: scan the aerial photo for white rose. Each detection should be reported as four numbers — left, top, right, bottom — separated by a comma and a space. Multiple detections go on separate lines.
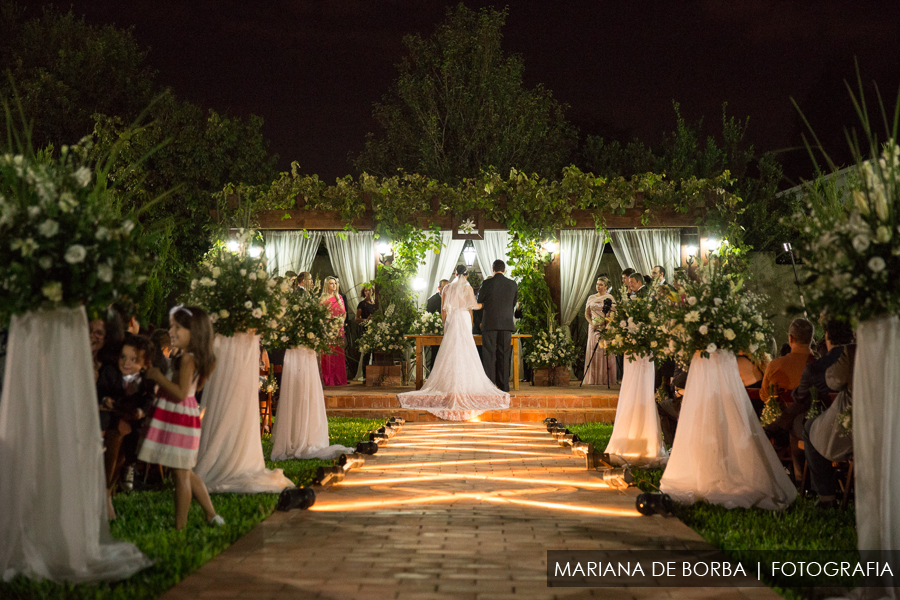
252, 308, 263, 318
95, 226, 110, 241
249, 272, 257, 280
699, 325, 708, 335
200, 277, 214, 287
713, 298, 723, 306
868, 256, 886, 273
97, 264, 114, 282
240, 269, 247, 276
211, 266, 221, 278
269, 319, 278, 329
64, 244, 87, 264
724, 328, 736, 340
257, 270, 267, 280
245, 301, 253, 308
619, 320, 627, 328
706, 343, 717, 354
42, 281, 63, 302
209, 313, 219, 323
650, 341, 658, 348
27, 205, 41, 218
38, 219, 59, 237
39, 256, 52, 269
121, 219, 135, 235
281, 335, 289, 342
219, 309, 229, 319
852, 234, 871, 252
73, 166, 92, 187
687, 296, 697, 306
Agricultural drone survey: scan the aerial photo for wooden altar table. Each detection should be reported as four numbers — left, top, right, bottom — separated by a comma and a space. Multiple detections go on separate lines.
405, 334, 532, 391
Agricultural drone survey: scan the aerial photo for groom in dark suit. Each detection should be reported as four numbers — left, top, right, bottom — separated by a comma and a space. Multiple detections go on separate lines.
477, 260, 518, 392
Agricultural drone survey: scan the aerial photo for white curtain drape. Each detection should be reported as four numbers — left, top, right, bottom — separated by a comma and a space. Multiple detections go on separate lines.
0, 308, 151, 582
414, 231, 465, 307
264, 231, 322, 277
608, 228, 681, 280
474, 231, 509, 275
323, 231, 376, 380
560, 230, 606, 326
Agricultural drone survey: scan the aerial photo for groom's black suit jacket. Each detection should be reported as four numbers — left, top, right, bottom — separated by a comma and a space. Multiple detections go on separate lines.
477, 273, 518, 331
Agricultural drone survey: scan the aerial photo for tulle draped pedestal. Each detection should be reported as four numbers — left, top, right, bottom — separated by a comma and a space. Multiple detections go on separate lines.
399, 280, 509, 421
271, 347, 353, 460
855, 317, 900, 595
0, 308, 151, 583
660, 350, 796, 510
604, 354, 667, 467
195, 333, 294, 493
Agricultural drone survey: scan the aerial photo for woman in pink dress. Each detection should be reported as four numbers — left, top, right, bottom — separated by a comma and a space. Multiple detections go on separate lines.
320, 276, 348, 386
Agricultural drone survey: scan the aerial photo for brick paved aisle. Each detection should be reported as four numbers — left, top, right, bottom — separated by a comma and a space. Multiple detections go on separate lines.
162, 422, 781, 600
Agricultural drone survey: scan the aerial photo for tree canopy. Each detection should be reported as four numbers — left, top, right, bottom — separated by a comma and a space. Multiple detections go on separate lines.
355, 4, 577, 183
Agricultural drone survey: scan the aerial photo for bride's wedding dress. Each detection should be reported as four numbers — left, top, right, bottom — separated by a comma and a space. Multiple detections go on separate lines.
399, 276, 510, 420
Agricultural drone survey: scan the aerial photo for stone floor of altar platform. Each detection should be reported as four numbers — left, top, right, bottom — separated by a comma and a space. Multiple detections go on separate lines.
323, 381, 621, 423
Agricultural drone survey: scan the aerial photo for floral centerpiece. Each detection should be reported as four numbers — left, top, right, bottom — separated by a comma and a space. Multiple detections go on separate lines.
358, 303, 414, 355
597, 289, 664, 361
186, 235, 284, 338
659, 264, 773, 367
408, 310, 444, 336
792, 139, 900, 322
262, 281, 343, 354
0, 141, 153, 322
525, 327, 578, 369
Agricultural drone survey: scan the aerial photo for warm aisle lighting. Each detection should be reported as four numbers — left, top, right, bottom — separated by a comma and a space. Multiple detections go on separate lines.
482, 496, 642, 517
358, 456, 556, 471
339, 472, 611, 490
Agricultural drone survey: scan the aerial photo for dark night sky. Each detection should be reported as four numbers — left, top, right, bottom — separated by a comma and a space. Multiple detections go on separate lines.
28, 0, 900, 184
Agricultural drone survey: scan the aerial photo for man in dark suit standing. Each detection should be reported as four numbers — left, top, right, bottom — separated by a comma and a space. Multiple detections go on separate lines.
629, 272, 649, 298
477, 260, 518, 392
424, 279, 449, 373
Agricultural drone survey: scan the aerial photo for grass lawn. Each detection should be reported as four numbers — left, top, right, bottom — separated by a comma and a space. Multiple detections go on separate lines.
570, 422, 859, 599
0, 416, 383, 600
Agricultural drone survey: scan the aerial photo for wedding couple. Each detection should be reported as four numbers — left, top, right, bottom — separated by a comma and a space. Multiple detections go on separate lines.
399, 260, 515, 420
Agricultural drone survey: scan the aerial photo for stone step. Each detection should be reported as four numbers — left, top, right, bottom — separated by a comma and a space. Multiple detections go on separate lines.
325, 407, 617, 423
325, 394, 618, 410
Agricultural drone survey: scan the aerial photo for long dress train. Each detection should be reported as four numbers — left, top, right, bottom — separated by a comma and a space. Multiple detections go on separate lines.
604, 354, 668, 467
271, 346, 354, 460
398, 277, 510, 421
194, 332, 294, 493
660, 350, 796, 510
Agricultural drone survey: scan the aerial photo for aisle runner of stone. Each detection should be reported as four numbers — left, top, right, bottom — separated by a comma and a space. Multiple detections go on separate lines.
162, 422, 780, 600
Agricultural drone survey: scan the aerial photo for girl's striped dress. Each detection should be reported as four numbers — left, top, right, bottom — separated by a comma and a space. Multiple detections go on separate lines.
138, 368, 201, 469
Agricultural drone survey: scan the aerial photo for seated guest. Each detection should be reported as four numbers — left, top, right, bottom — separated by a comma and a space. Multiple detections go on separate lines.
737, 352, 768, 388
759, 318, 814, 404
657, 366, 687, 447
97, 334, 156, 518
766, 320, 851, 479
804, 341, 855, 507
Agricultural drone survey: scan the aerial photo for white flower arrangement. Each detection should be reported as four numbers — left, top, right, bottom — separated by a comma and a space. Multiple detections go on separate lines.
598, 289, 665, 361
187, 232, 285, 337
0, 141, 152, 322
261, 280, 342, 354
792, 138, 900, 321
408, 310, 444, 336
358, 303, 414, 354
525, 327, 578, 369
659, 262, 773, 366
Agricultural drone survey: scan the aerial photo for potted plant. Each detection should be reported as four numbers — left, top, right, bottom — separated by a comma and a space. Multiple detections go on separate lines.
358, 303, 413, 385
598, 289, 668, 467
262, 281, 346, 460
0, 133, 152, 581
186, 235, 293, 493
526, 326, 578, 386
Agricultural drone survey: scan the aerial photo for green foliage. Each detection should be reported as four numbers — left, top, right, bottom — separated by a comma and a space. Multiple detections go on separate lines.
92, 92, 277, 325
0, 1, 156, 151
507, 235, 556, 336
582, 102, 787, 251
355, 4, 577, 182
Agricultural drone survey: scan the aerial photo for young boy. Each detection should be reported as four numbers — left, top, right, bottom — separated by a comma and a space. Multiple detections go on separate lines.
97, 333, 156, 518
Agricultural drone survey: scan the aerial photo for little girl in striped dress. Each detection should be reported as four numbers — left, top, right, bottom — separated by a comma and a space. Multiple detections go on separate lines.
139, 305, 224, 530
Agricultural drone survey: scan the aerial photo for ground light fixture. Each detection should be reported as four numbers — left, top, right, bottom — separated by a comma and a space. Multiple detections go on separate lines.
313, 466, 345, 488
388, 416, 406, 425
338, 453, 366, 473
355, 441, 378, 455
275, 486, 316, 511
558, 433, 581, 447
635, 492, 674, 516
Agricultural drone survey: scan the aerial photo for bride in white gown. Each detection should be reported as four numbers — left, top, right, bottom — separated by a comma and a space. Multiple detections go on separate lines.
399, 266, 510, 420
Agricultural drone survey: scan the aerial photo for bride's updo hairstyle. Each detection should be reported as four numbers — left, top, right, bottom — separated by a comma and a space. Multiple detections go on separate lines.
455, 265, 467, 277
